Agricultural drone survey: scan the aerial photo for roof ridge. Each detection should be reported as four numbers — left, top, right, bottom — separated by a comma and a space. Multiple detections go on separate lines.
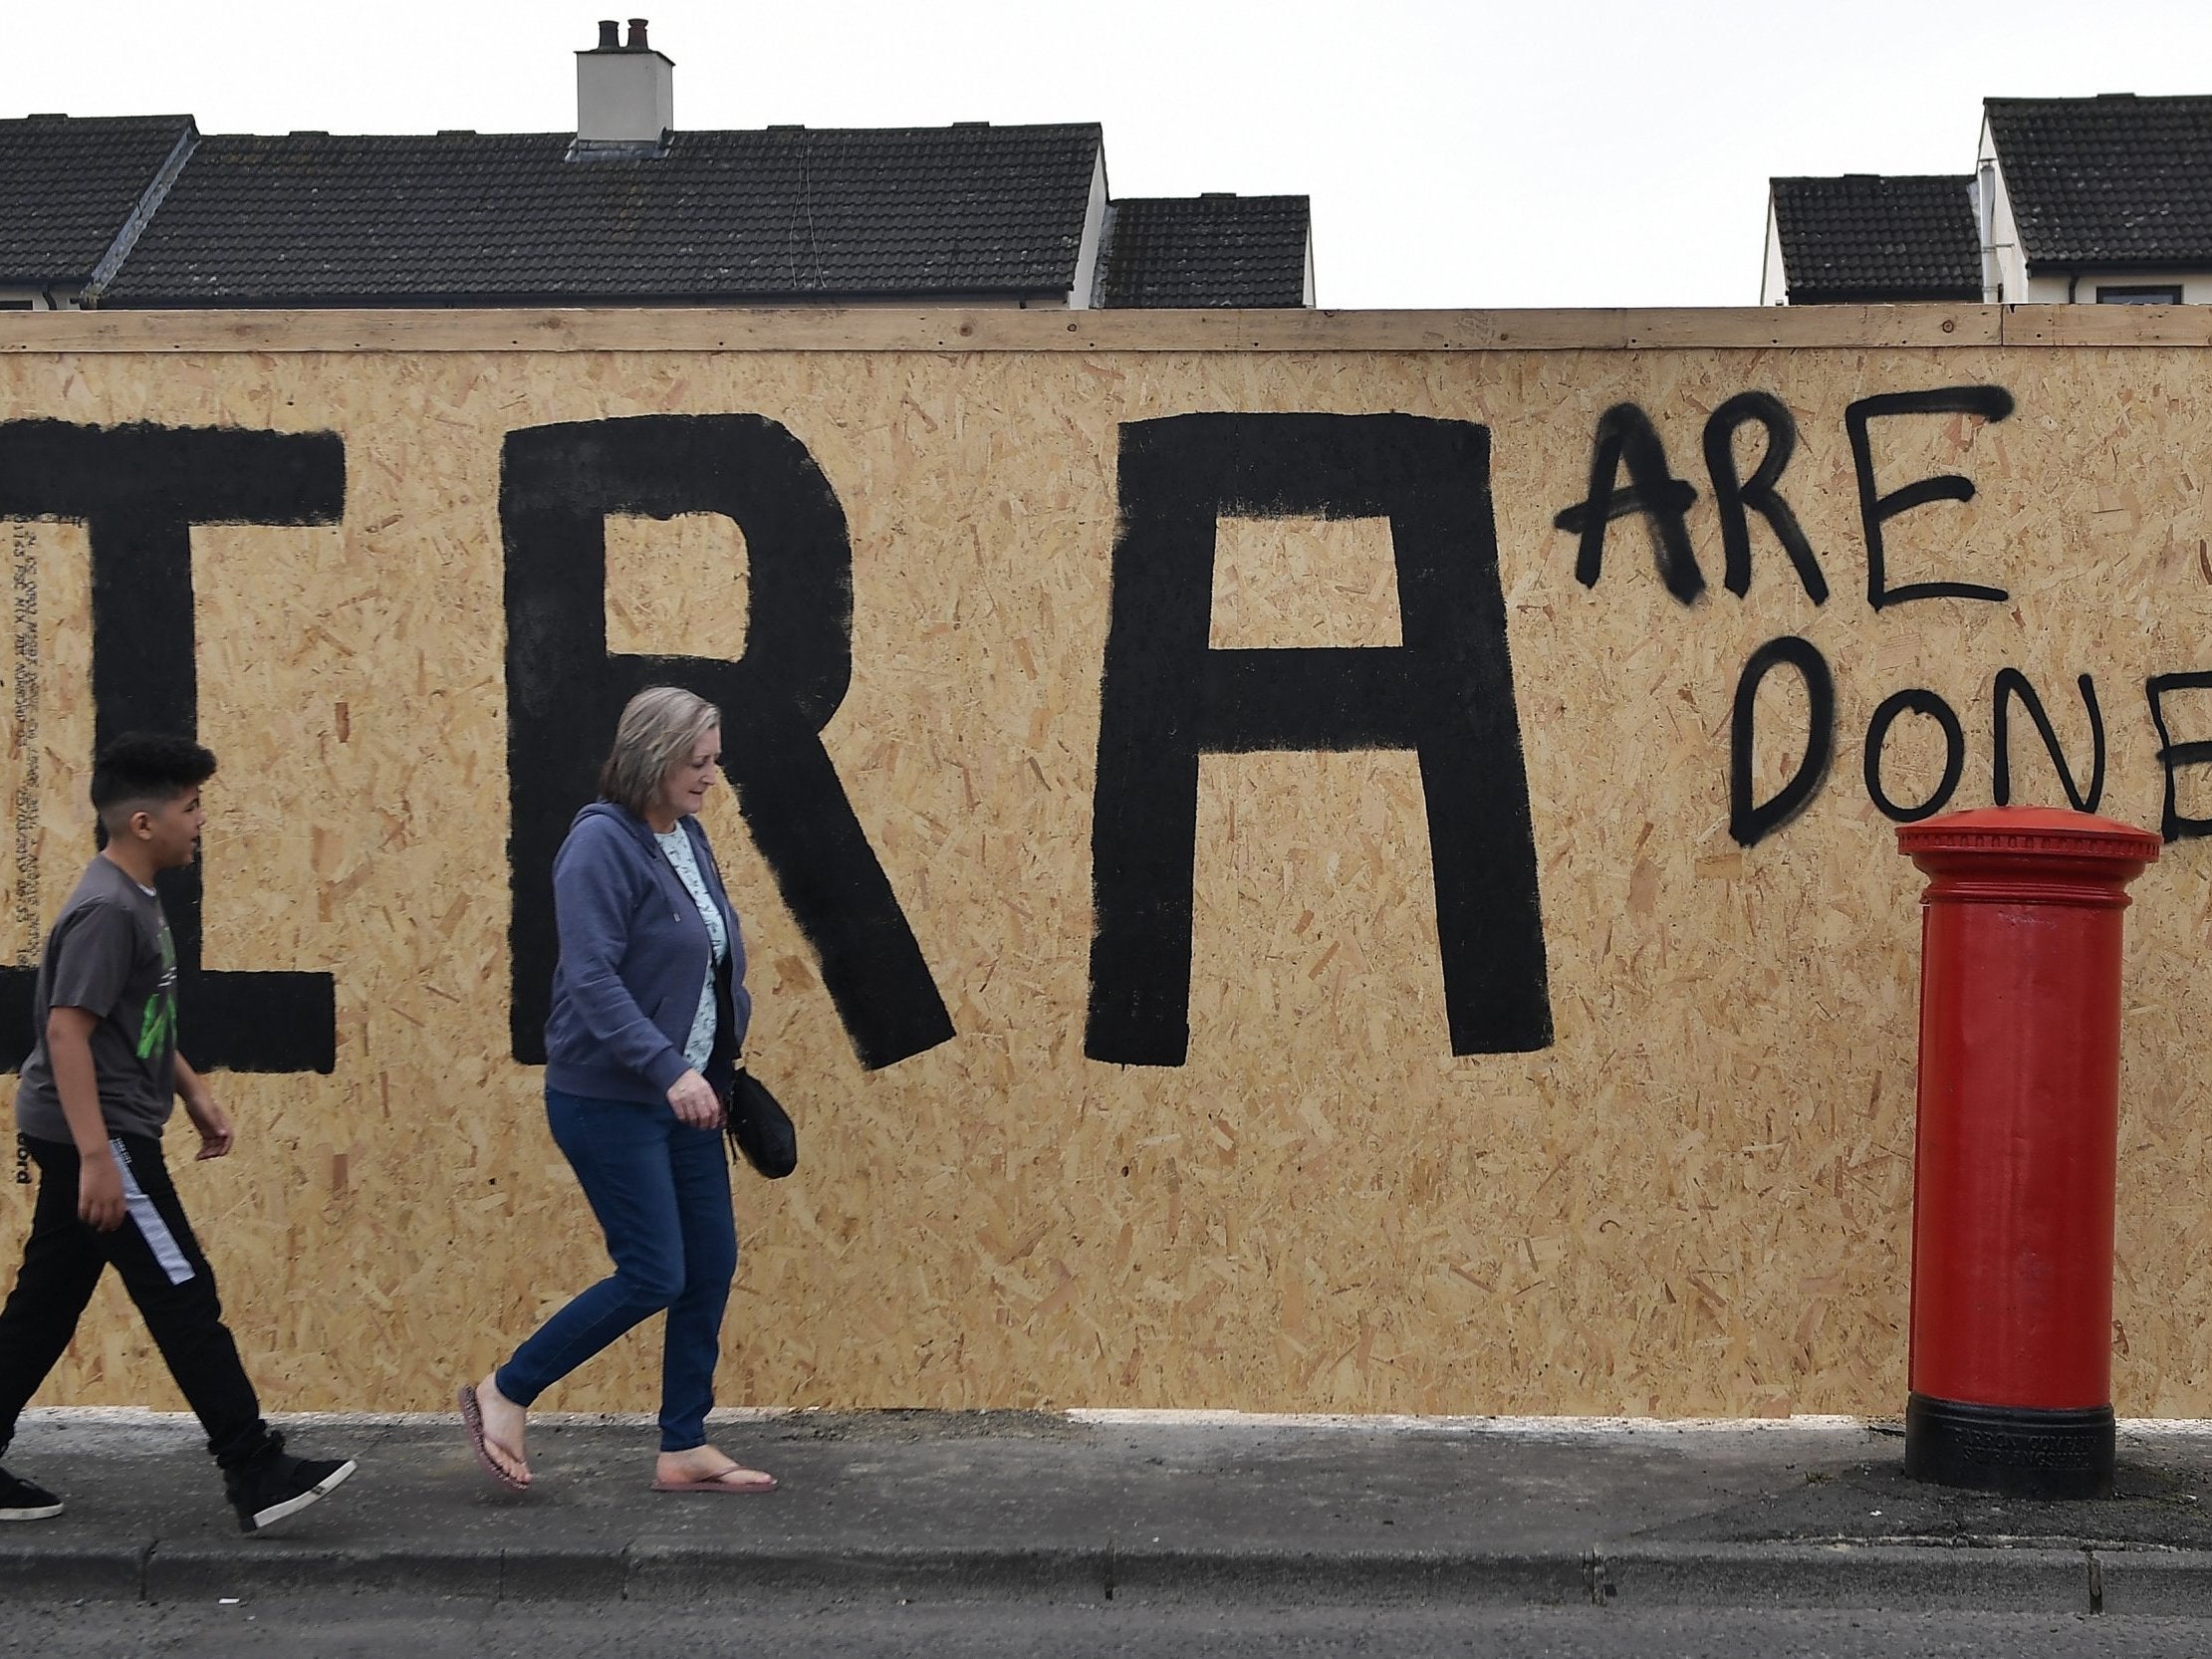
180, 120, 1106, 145
84, 122, 198, 304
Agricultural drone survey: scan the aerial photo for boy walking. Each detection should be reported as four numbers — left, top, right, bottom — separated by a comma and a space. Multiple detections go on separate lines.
0, 733, 355, 1533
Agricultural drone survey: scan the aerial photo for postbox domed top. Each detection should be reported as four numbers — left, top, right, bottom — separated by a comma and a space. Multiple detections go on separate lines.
1896, 805, 2161, 865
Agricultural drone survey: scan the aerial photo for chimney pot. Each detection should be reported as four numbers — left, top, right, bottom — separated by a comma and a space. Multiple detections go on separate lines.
596, 19, 619, 50
626, 18, 649, 51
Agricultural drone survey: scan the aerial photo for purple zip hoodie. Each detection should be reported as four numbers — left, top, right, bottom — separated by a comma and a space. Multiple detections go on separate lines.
543, 801, 751, 1104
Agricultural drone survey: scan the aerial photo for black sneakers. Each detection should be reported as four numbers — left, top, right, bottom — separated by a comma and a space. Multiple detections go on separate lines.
0, 1466, 61, 1522
225, 1441, 358, 1535
3, 1446, 356, 1534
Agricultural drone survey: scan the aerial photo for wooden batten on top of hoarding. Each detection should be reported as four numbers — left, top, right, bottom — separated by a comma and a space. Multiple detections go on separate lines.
0, 305, 2206, 1418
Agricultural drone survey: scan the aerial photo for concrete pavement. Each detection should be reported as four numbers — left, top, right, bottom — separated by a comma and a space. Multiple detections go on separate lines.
5, 1408, 2212, 1613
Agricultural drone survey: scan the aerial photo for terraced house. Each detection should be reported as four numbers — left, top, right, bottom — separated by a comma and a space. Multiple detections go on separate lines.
1763, 94, 2212, 307
1, 20, 1314, 314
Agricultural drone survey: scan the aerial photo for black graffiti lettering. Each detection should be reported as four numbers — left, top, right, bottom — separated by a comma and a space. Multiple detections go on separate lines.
1844, 386, 2015, 610
1704, 391, 1826, 604
501, 415, 953, 1071
1088, 413, 1552, 1066
1863, 688, 1966, 822
0, 420, 345, 1073
1555, 403, 1705, 604
1992, 668, 2104, 812
1728, 636, 1837, 847
2145, 672, 2212, 842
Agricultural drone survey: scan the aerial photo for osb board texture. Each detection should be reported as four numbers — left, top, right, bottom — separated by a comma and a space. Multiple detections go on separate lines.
0, 341, 2206, 1419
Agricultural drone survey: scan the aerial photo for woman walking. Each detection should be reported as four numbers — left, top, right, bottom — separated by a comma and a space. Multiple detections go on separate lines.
462, 687, 774, 1495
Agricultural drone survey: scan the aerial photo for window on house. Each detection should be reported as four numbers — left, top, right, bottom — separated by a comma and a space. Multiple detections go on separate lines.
2095, 285, 2183, 305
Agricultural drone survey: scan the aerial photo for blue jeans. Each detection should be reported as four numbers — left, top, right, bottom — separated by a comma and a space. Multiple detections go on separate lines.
496, 1088, 737, 1451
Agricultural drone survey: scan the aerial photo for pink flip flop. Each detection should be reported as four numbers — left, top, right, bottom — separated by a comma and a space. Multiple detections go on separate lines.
652, 1464, 778, 1495
457, 1383, 529, 1493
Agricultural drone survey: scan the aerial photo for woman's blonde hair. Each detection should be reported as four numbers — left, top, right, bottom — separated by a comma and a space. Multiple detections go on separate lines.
599, 686, 722, 819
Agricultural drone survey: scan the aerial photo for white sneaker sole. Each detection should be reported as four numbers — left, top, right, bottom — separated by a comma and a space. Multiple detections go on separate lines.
0, 1502, 62, 1521
244, 1459, 358, 1534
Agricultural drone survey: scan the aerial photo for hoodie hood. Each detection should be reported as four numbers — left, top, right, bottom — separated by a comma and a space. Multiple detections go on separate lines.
573, 799, 643, 835
572, 799, 676, 856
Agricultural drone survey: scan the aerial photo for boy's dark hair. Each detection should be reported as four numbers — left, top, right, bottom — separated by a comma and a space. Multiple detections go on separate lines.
90, 732, 217, 826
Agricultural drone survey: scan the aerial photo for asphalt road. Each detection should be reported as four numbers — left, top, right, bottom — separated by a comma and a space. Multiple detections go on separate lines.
6, 1598, 2211, 1659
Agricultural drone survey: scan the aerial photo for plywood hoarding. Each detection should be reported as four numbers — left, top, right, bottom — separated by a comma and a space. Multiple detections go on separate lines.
0, 306, 2204, 1416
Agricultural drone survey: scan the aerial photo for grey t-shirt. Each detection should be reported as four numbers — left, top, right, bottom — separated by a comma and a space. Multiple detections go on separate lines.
16, 856, 180, 1142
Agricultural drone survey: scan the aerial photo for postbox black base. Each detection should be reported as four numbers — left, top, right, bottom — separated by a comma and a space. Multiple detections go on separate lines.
1904, 1393, 2113, 1499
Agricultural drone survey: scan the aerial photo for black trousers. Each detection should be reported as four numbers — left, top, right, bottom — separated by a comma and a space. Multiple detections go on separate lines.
0, 1133, 273, 1471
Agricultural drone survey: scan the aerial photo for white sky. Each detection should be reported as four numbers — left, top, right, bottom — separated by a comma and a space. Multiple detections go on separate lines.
10, 1, 2212, 309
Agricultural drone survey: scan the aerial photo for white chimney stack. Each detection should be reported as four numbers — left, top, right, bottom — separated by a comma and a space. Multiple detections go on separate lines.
575, 19, 673, 151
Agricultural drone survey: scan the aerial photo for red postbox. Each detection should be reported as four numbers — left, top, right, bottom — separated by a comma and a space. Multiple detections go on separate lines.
1896, 805, 2159, 1498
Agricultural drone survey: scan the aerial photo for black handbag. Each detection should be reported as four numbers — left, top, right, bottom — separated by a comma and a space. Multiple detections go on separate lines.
725, 1066, 797, 1179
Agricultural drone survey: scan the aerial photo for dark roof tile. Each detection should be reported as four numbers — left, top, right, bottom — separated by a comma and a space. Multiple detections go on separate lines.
103, 124, 1103, 304
0, 115, 194, 286
1985, 95, 2212, 269
1098, 195, 1309, 309
1769, 174, 1979, 303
